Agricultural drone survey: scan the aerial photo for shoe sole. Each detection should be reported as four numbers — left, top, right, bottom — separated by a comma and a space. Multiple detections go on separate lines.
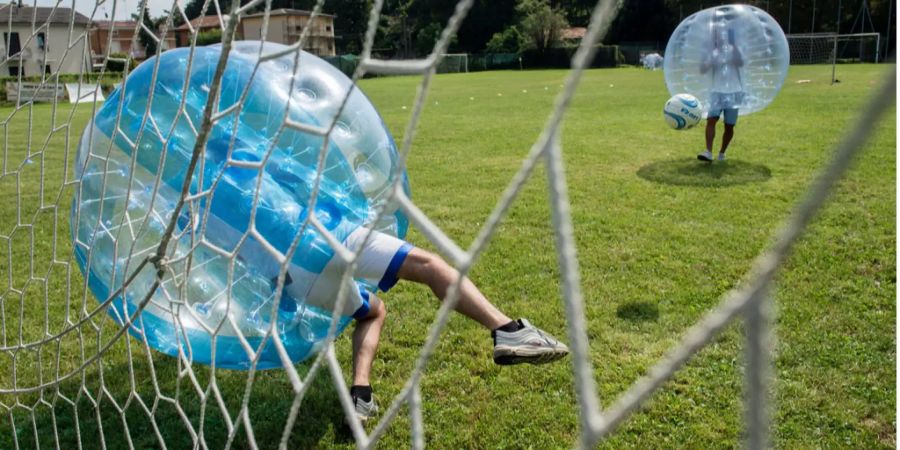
697, 155, 713, 162
493, 345, 569, 365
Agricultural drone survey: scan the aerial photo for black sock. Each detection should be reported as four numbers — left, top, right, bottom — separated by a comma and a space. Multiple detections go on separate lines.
496, 320, 523, 333
491, 320, 523, 342
350, 385, 372, 403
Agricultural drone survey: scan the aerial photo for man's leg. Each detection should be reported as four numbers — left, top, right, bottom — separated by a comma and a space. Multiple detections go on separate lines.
395, 247, 569, 365
349, 296, 385, 423
396, 248, 511, 330
698, 116, 718, 161
720, 124, 735, 152
352, 296, 386, 387
719, 109, 738, 155
705, 117, 718, 151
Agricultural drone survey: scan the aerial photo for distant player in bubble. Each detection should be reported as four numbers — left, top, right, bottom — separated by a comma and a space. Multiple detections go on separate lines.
698, 23, 744, 162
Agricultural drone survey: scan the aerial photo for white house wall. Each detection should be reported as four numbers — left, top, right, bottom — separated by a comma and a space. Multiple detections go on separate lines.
0, 23, 90, 76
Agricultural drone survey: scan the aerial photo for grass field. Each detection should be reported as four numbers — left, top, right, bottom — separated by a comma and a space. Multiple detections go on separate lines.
0, 63, 895, 449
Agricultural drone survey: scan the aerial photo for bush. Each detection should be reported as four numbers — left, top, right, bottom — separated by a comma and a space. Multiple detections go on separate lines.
519, 44, 624, 69
104, 52, 136, 73
0, 72, 124, 104
486, 27, 525, 53
197, 29, 222, 46
322, 54, 360, 77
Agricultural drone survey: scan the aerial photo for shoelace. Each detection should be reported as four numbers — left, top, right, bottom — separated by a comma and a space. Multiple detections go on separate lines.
530, 327, 559, 347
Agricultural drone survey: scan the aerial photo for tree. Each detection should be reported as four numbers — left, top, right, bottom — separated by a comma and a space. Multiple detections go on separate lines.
132, 11, 158, 58
605, 0, 677, 45
516, 0, 569, 53
556, 0, 596, 26
197, 29, 223, 46
485, 27, 524, 52
184, 0, 217, 21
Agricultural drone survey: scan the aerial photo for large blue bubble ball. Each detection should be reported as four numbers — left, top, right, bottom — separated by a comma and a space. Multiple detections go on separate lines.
71, 41, 410, 370
664, 4, 789, 116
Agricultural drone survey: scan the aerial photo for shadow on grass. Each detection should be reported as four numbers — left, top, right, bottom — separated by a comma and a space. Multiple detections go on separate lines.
637, 158, 772, 187
616, 301, 659, 322
1, 356, 359, 449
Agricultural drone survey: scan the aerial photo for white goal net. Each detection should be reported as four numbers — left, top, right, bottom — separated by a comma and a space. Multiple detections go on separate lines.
435, 53, 468, 73
787, 32, 881, 64
0, 0, 894, 449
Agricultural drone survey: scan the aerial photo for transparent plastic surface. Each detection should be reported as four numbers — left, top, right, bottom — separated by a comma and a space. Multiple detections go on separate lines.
71, 42, 410, 369
664, 4, 789, 116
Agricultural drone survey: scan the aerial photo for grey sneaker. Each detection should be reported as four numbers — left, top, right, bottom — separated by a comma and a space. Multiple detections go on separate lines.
697, 150, 713, 162
493, 319, 570, 365
717, 152, 726, 161
352, 394, 378, 423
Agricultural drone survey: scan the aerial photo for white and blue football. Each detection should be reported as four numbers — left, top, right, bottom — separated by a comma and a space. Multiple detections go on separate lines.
663, 93, 702, 130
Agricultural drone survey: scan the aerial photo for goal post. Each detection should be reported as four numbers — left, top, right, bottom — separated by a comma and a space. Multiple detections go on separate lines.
436, 53, 468, 73
786, 32, 881, 84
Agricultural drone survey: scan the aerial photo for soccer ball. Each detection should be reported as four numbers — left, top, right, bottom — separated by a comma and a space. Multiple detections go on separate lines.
663, 93, 702, 130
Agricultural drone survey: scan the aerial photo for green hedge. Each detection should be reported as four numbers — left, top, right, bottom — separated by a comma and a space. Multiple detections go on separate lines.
104, 52, 137, 73
322, 54, 360, 77
520, 45, 624, 69
0, 72, 123, 103
469, 53, 520, 71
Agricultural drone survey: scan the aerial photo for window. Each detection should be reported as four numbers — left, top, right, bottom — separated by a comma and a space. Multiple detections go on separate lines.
325, 25, 332, 33
4, 32, 21, 56
8, 65, 20, 76
36, 32, 45, 51
44, 64, 51, 74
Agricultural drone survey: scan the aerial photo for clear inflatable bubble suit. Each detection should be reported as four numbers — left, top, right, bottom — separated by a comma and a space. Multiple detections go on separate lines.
664, 4, 789, 117
71, 41, 410, 369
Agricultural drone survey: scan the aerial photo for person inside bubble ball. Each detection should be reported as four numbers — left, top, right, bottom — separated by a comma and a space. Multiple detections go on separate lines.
698, 23, 744, 162
313, 228, 570, 423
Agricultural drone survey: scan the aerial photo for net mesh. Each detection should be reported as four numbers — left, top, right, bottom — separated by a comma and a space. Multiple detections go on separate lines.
787, 33, 881, 64
0, 0, 895, 448
435, 53, 467, 73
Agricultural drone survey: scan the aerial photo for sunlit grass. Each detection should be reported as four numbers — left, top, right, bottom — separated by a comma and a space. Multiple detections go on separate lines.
0, 63, 894, 449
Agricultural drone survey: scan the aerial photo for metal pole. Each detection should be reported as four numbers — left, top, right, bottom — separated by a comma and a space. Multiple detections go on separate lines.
812, 0, 817, 32
831, 35, 837, 84
836, 0, 842, 34
875, 33, 880, 62
788, 0, 793, 33
885, 0, 893, 61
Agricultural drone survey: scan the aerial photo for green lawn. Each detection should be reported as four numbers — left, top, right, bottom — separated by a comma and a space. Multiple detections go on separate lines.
0, 63, 895, 449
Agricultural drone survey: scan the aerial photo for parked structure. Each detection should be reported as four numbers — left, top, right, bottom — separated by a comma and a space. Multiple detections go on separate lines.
0, 3, 92, 76
89, 20, 177, 69
173, 15, 221, 48
240, 9, 336, 56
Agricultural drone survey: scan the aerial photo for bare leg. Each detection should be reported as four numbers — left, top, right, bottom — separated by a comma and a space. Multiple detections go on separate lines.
720, 124, 735, 153
705, 117, 718, 151
397, 248, 512, 330
351, 296, 386, 387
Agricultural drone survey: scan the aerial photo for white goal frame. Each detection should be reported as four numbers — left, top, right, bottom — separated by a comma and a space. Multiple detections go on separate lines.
438, 52, 469, 73
786, 32, 882, 84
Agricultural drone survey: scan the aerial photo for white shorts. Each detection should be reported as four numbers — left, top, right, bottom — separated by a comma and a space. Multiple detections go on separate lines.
297, 228, 413, 319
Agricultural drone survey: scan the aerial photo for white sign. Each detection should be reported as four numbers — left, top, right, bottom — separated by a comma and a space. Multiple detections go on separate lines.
6, 82, 65, 103
65, 83, 106, 104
